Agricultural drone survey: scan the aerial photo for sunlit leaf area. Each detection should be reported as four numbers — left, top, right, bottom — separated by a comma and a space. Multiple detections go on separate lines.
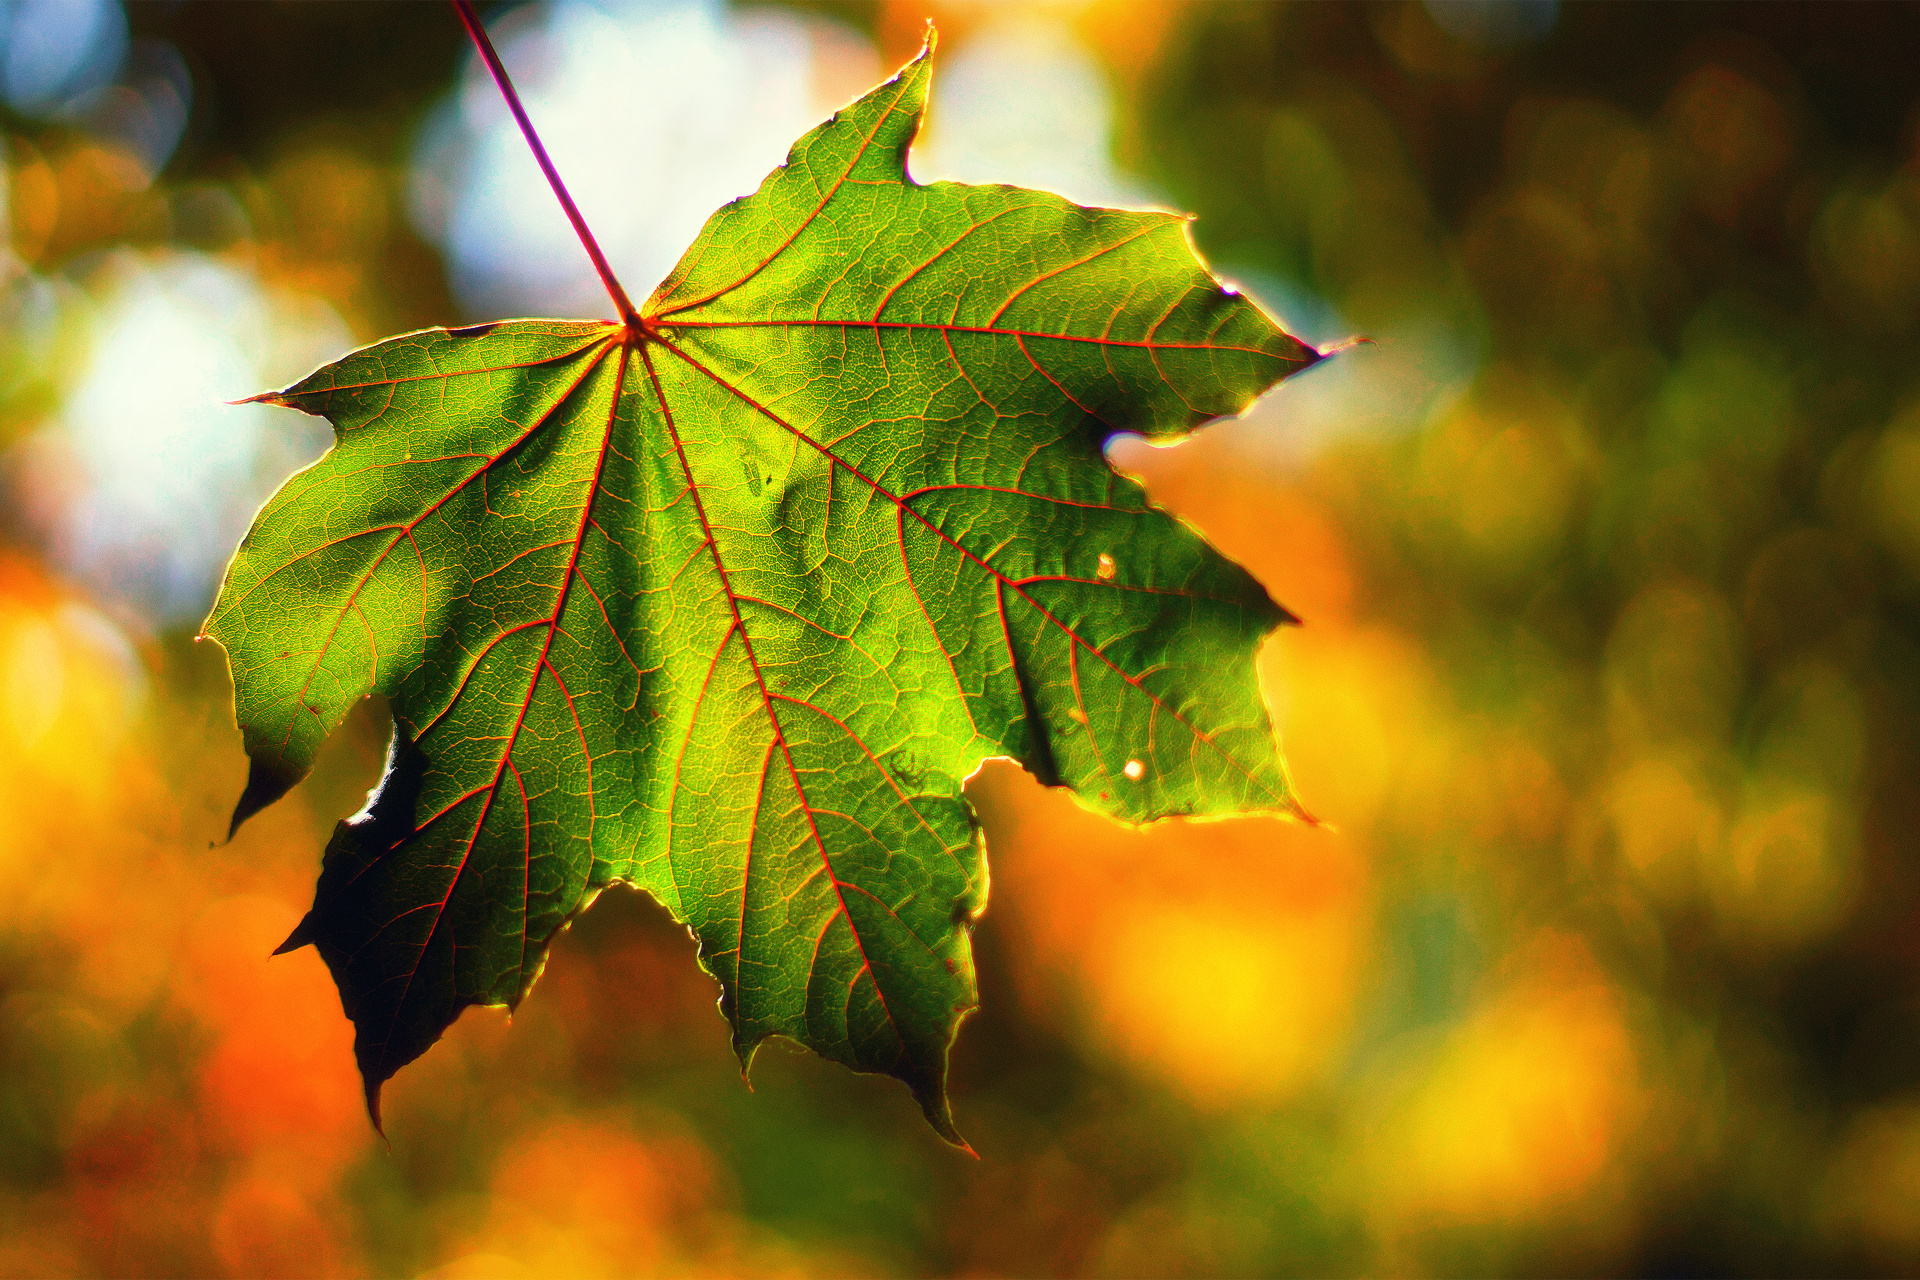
1, 1, 1917, 1274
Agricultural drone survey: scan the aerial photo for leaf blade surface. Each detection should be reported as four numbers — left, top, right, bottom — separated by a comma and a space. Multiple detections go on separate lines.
207, 41, 1321, 1140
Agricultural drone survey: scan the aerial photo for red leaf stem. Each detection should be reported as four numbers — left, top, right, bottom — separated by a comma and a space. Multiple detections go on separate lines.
449, 0, 646, 334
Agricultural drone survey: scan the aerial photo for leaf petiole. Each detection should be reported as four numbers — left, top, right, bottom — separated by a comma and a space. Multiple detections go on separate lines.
449, 0, 650, 337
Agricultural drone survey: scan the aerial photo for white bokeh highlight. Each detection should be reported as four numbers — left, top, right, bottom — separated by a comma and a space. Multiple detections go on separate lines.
409, 2, 1172, 318
0, 0, 126, 116
908, 16, 1158, 211
18, 253, 345, 624
411, 0, 878, 320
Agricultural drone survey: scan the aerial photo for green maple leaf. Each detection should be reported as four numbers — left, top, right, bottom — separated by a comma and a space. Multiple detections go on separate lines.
204, 31, 1322, 1145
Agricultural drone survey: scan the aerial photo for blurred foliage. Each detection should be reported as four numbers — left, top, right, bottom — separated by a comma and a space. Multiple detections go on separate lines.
0, 0, 1918, 1275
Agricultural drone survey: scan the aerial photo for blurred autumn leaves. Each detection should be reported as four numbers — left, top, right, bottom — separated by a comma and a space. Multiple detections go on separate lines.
1133, 3, 1920, 1270
0, 0, 1918, 1276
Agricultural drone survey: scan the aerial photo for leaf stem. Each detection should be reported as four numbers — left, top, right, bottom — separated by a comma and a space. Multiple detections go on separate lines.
449, 0, 647, 335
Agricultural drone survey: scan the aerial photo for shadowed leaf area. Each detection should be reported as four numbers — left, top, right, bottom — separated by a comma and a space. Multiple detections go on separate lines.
204, 38, 1320, 1144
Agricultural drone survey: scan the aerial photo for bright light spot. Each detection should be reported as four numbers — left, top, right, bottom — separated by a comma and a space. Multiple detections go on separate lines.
59, 600, 145, 740
1212, 283, 1479, 463
13, 252, 344, 624
0, 595, 146, 768
1371, 933, 1635, 1224
1092, 889, 1360, 1104
411, 0, 878, 319
0, 0, 128, 116
1096, 551, 1116, 580
912, 16, 1159, 211
411, 2, 1166, 318
3, 615, 61, 747
1122, 757, 1145, 781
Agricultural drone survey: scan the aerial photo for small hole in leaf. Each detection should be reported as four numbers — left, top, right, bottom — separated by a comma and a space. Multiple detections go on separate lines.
1123, 758, 1145, 781
1096, 552, 1116, 580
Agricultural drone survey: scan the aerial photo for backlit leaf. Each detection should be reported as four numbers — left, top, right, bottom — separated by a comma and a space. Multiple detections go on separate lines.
205, 37, 1321, 1144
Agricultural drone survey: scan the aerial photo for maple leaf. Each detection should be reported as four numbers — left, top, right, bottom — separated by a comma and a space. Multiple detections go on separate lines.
204, 20, 1322, 1145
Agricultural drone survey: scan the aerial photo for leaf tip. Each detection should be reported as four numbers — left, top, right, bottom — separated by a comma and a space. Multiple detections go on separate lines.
273, 910, 317, 956
232, 390, 289, 408
732, 1033, 759, 1091
919, 1092, 973, 1153
227, 756, 302, 840
364, 1076, 390, 1144
1315, 335, 1374, 360
1288, 795, 1329, 831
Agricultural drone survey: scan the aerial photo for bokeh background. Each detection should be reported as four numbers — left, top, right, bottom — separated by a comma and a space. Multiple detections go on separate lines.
1, 0, 1917, 1274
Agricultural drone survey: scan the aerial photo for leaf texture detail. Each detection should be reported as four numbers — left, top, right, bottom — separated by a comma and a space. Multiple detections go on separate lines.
205, 38, 1322, 1142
